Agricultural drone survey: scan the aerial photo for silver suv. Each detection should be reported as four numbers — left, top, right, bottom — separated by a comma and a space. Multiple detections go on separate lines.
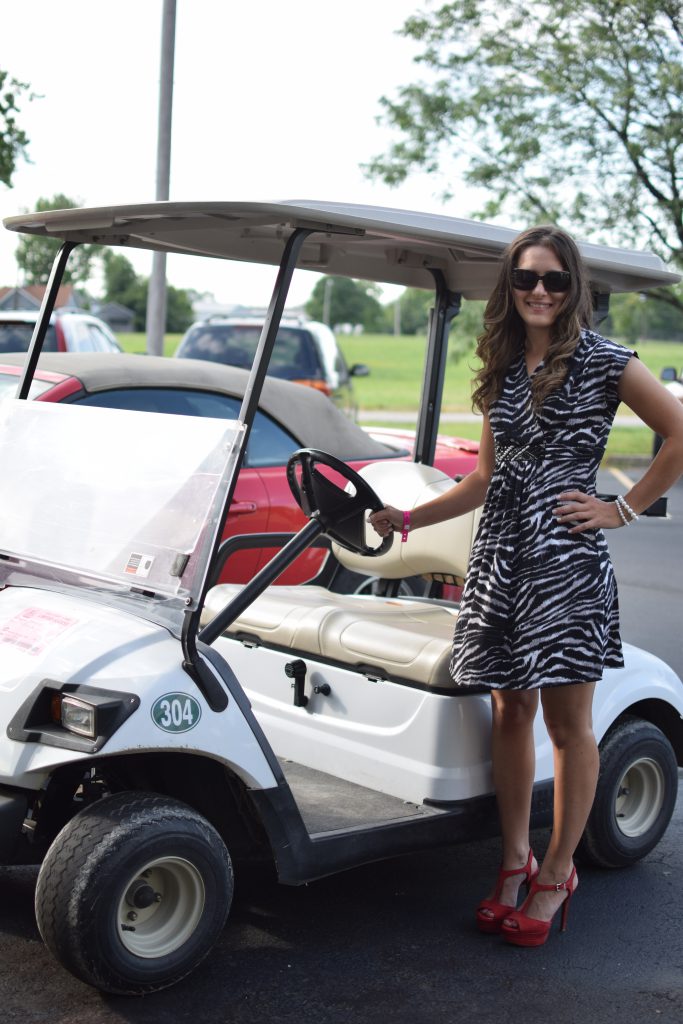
174, 316, 369, 418
0, 309, 122, 354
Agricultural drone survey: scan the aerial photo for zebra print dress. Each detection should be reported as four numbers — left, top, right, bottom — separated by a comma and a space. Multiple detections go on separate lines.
449, 329, 636, 690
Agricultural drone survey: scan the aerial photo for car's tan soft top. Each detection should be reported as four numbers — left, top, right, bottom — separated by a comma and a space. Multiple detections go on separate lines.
0, 352, 395, 463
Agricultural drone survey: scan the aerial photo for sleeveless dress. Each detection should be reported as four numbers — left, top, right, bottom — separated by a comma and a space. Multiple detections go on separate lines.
449, 329, 635, 690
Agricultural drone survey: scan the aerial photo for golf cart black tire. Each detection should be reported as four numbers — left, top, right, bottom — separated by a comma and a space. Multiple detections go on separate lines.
35, 791, 234, 995
578, 717, 678, 869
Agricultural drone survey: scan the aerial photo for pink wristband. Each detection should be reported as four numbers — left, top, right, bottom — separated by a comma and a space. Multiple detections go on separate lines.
401, 510, 411, 543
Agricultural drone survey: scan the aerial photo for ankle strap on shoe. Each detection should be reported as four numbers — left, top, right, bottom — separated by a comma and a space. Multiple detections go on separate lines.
499, 848, 534, 880
535, 866, 576, 892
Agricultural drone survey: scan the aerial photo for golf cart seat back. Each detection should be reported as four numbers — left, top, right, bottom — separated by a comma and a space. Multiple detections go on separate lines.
202, 464, 482, 690
332, 461, 482, 583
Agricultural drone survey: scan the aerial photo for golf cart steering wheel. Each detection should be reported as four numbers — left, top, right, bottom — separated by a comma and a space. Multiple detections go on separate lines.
286, 448, 393, 557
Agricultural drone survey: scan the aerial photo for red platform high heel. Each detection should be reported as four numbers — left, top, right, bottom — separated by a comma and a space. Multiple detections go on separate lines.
501, 865, 578, 947
476, 849, 538, 934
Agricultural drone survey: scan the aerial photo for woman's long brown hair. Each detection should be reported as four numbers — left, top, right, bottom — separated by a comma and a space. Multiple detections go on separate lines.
471, 226, 594, 414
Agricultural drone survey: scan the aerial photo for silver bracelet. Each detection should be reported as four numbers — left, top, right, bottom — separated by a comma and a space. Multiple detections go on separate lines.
616, 494, 639, 523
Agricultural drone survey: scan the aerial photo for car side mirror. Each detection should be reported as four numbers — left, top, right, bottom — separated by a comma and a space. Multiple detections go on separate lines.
350, 363, 370, 378
660, 366, 679, 382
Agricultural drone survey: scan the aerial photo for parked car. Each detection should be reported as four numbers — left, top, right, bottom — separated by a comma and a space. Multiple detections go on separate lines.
174, 316, 369, 418
0, 309, 122, 354
0, 352, 478, 588
653, 366, 683, 455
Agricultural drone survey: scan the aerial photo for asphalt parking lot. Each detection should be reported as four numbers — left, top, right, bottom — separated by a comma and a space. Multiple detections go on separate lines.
600, 466, 683, 680
0, 470, 681, 1024
1, 790, 681, 1024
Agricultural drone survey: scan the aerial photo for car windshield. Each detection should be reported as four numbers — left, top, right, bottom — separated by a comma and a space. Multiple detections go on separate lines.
0, 400, 244, 634
0, 322, 58, 353
178, 324, 322, 380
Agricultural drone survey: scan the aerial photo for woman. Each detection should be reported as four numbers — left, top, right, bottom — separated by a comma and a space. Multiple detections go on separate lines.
369, 226, 683, 947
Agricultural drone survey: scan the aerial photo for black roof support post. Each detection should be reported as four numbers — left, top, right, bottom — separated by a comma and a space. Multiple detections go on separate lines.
182, 226, 312, 684
413, 270, 462, 466
205, 224, 312, 574
16, 241, 77, 399
592, 291, 611, 328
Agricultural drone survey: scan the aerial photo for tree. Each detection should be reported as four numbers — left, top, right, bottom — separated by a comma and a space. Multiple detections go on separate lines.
0, 69, 31, 186
607, 290, 683, 341
395, 287, 432, 334
449, 299, 487, 361
102, 250, 139, 300
14, 194, 100, 285
102, 250, 148, 329
102, 250, 193, 333
366, 1, 683, 307
306, 276, 385, 330
165, 285, 194, 334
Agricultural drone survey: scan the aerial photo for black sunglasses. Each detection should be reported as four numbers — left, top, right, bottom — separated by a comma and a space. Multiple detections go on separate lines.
511, 268, 571, 292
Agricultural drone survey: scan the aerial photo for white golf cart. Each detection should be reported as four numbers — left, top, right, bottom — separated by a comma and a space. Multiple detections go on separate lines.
1, 201, 682, 995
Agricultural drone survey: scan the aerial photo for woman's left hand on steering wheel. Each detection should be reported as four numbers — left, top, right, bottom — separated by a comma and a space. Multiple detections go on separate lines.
368, 504, 404, 538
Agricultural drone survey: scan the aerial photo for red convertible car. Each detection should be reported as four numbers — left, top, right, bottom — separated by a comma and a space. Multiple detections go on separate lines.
0, 353, 478, 588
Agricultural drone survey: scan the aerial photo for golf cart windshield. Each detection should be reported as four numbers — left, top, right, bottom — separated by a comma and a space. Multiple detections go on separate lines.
0, 399, 244, 633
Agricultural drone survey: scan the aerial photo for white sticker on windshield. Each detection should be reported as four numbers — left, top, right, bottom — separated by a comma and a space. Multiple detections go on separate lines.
124, 552, 155, 578
0, 607, 79, 656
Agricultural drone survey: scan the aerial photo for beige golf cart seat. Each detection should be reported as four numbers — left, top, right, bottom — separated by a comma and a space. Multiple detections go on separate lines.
202, 462, 482, 690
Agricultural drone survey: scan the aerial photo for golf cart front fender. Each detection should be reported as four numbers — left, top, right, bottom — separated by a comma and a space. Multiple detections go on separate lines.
0, 587, 280, 792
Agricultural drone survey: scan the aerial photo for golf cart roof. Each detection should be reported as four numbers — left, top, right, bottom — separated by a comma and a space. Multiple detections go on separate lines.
4, 200, 679, 297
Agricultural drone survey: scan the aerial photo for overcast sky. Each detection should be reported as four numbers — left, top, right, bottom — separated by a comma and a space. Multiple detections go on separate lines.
1, 0, 493, 309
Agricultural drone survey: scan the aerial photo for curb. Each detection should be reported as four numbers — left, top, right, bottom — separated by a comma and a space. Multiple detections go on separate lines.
360, 411, 646, 427
602, 455, 652, 470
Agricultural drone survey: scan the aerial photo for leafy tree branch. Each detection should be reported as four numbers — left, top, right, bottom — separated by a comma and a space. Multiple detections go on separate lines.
0, 69, 32, 187
365, 0, 683, 307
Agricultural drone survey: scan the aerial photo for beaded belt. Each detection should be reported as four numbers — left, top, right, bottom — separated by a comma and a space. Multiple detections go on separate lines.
494, 440, 598, 465
495, 441, 545, 465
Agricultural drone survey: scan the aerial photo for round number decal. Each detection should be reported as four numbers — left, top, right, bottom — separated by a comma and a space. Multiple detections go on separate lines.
151, 693, 202, 733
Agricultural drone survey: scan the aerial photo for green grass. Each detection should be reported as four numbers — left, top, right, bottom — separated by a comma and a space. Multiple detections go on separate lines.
621, 339, 683, 379
118, 332, 182, 358
364, 418, 653, 458
118, 329, 676, 459
342, 333, 464, 411
600, 426, 654, 458
340, 334, 683, 413
342, 334, 681, 459
440, 421, 652, 457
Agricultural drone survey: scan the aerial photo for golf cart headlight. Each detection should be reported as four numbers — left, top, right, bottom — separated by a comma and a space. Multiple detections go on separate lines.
8, 682, 140, 753
61, 696, 97, 738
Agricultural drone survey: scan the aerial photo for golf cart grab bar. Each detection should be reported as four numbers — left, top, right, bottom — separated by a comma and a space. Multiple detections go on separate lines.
206, 531, 333, 590
199, 520, 326, 646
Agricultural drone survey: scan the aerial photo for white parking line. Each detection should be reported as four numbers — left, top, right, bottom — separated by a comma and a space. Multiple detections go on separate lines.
608, 466, 635, 490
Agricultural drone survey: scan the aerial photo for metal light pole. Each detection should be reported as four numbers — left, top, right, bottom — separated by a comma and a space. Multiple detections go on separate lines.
322, 278, 334, 326
146, 0, 177, 355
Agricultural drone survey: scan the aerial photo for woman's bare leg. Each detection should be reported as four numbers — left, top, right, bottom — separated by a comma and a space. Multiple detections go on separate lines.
481, 689, 540, 912
522, 681, 599, 921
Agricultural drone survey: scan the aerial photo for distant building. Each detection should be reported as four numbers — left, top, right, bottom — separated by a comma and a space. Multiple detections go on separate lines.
189, 291, 308, 323
92, 301, 136, 333
190, 292, 240, 321
0, 284, 87, 312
